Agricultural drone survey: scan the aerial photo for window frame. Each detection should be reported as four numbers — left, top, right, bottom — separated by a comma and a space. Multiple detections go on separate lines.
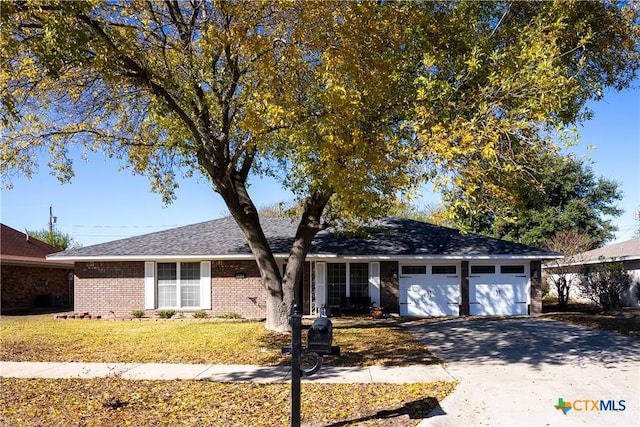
432, 265, 457, 275
326, 263, 347, 306
401, 265, 427, 275
349, 262, 369, 298
470, 265, 496, 275
500, 265, 526, 275
326, 262, 371, 305
156, 261, 202, 309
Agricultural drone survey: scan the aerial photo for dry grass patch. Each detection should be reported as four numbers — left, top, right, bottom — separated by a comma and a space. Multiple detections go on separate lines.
0, 316, 451, 425
0, 317, 438, 366
0, 377, 456, 427
329, 320, 438, 366
0, 317, 288, 364
542, 308, 640, 338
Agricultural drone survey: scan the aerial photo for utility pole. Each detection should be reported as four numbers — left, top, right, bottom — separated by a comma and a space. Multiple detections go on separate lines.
49, 206, 57, 234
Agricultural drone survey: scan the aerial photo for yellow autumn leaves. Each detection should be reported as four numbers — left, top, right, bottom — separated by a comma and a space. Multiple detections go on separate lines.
1, 1, 638, 225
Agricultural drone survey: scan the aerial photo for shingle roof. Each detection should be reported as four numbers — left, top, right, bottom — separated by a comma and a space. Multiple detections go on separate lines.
1, 224, 73, 267
549, 237, 640, 267
49, 216, 559, 260
313, 217, 559, 257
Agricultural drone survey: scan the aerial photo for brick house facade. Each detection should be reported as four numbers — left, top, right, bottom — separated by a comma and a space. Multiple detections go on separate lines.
1, 224, 74, 311
74, 261, 145, 318
51, 217, 557, 318
74, 260, 288, 318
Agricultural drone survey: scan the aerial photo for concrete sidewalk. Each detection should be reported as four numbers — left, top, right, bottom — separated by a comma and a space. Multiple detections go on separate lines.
0, 361, 453, 384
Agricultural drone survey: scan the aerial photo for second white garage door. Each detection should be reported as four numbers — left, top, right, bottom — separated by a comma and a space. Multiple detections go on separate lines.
399, 264, 460, 316
469, 264, 529, 316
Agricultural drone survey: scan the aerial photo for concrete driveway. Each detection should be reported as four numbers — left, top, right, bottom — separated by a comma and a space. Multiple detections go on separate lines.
406, 318, 640, 427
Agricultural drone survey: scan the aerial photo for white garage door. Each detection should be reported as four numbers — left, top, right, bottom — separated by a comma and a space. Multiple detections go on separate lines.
469, 264, 529, 316
399, 264, 460, 316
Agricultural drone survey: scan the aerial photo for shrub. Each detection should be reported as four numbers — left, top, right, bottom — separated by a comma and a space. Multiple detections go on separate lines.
218, 312, 243, 319
156, 309, 177, 319
541, 280, 550, 299
578, 262, 632, 311
192, 311, 208, 319
131, 310, 145, 318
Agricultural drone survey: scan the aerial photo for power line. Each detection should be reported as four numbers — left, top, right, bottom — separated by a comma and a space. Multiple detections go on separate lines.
68, 224, 184, 229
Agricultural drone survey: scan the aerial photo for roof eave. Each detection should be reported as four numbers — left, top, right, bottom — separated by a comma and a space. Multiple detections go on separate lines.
47, 254, 288, 262
49, 253, 562, 262
307, 254, 562, 261
544, 254, 640, 268
2, 257, 74, 268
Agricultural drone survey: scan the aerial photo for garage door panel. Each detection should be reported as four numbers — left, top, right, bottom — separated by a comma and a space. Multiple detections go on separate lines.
469, 267, 529, 316
402, 281, 460, 317
470, 284, 527, 315
471, 282, 521, 300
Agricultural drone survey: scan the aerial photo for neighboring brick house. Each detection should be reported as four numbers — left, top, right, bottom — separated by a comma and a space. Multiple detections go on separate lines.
49, 217, 560, 318
1, 224, 74, 310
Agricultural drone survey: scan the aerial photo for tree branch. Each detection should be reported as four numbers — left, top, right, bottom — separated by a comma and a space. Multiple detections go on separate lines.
76, 12, 205, 149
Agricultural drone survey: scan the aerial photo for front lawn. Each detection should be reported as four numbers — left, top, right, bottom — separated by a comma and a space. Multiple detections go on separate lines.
0, 316, 451, 426
0, 316, 438, 366
0, 378, 455, 427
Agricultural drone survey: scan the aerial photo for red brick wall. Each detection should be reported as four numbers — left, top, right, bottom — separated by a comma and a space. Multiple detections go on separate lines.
460, 261, 470, 315
1, 264, 73, 309
75, 261, 145, 318
72, 259, 546, 318
302, 263, 311, 315
530, 261, 542, 314
74, 260, 271, 319
210, 260, 266, 318
380, 261, 399, 312
210, 260, 310, 318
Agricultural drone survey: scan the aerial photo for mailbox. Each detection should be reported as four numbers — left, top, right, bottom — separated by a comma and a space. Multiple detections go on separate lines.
307, 317, 333, 355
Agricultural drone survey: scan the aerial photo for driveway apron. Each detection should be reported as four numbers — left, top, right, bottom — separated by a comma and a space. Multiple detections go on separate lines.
407, 318, 640, 427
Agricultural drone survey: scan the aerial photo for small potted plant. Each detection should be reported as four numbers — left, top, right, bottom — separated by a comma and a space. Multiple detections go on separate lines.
370, 303, 385, 319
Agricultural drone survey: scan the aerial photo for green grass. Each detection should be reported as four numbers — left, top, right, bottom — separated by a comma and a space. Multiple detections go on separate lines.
0, 317, 438, 366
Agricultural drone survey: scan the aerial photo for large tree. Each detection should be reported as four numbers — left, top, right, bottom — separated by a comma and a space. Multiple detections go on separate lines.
2, 1, 638, 331
446, 154, 623, 249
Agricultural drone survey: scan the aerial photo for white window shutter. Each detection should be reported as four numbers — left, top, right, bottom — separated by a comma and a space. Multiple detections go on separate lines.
200, 261, 212, 309
369, 262, 380, 306
144, 262, 155, 310
315, 262, 326, 310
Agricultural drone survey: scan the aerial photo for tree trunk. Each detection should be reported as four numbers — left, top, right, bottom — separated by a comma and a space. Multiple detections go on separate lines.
215, 172, 330, 332
556, 278, 569, 311
281, 192, 331, 323
215, 173, 287, 331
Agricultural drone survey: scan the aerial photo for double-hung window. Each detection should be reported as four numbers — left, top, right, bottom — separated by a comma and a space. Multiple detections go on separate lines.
349, 263, 369, 298
157, 262, 201, 309
326, 262, 370, 305
327, 263, 347, 306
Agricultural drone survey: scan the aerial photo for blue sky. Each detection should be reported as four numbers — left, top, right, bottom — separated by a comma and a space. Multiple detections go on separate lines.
1, 84, 638, 247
